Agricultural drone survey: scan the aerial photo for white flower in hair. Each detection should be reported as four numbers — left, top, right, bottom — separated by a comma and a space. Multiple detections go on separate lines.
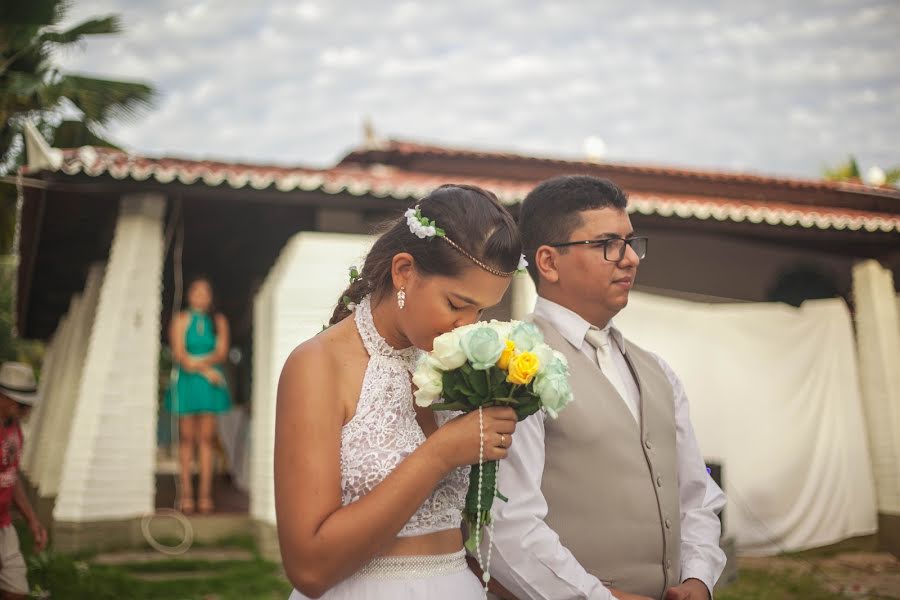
405, 205, 445, 239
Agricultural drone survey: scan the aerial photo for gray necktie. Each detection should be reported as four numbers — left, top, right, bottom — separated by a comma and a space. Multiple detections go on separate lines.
585, 327, 634, 420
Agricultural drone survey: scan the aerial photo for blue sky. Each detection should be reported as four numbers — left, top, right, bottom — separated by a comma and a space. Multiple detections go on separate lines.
56, 0, 899, 179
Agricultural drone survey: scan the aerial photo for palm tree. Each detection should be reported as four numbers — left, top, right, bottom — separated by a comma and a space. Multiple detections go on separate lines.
0, 0, 157, 172
0, 0, 157, 364
823, 155, 900, 187
822, 156, 861, 183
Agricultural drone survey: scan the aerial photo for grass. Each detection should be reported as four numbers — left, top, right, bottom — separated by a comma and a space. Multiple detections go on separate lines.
13, 519, 887, 600
14, 522, 291, 599
26, 552, 292, 600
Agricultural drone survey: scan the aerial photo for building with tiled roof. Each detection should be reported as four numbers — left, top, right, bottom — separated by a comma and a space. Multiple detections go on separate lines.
16, 130, 900, 340
13, 124, 900, 558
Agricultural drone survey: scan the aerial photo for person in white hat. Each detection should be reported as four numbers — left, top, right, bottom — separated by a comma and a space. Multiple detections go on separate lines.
0, 361, 48, 599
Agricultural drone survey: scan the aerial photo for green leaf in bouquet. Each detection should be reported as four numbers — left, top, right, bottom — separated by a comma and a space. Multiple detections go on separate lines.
489, 368, 509, 394
466, 367, 489, 398
441, 371, 472, 404
514, 394, 543, 420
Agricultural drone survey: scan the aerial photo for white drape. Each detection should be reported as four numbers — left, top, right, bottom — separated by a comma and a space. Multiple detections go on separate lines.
615, 292, 878, 555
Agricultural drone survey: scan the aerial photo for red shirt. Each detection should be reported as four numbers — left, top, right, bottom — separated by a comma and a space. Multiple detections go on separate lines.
0, 421, 22, 527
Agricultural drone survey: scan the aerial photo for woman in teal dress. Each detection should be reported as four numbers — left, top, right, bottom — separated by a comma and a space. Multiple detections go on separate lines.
166, 277, 231, 514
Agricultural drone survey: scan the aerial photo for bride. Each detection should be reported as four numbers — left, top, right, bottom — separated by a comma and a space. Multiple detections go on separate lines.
275, 184, 524, 599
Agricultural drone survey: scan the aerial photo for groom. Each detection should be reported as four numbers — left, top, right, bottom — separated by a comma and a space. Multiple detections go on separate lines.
486, 176, 725, 600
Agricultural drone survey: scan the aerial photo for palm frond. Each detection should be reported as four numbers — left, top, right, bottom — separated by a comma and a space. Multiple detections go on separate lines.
40, 74, 156, 125
0, 0, 65, 27
51, 120, 121, 149
40, 16, 122, 46
1, 70, 45, 98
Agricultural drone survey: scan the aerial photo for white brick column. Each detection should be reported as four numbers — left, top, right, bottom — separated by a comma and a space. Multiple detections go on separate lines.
25, 265, 104, 498
21, 317, 63, 468
251, 232, 373, 531
852, 259, 900, 516
53, 194, 166, 522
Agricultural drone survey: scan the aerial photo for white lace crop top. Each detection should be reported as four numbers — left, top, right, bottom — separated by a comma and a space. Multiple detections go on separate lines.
340, 296, 469, 537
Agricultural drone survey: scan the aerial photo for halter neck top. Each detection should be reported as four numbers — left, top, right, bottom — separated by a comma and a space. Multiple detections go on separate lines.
340, 296, 469, 537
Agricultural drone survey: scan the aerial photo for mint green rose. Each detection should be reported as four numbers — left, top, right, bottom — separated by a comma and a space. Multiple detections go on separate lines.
484, 320, 513, 341
509, 322, 543, 352
534, 372, 573, 418
460, 326, 505, 370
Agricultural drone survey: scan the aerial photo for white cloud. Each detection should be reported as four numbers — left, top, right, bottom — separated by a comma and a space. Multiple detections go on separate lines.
47, 0, 900, 178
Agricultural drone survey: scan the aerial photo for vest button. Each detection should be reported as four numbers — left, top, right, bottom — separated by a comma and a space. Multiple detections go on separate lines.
665, 518, 672, 529
656, 475, 662, 487
666, 559, 671, 570
644, 439, 652, 450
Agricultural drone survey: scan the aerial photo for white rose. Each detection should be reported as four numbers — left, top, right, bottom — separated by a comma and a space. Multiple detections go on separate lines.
431, 331, 467, 370
534, 343, 555, 371
413, 361, 443, 407
534, 343, 569, 376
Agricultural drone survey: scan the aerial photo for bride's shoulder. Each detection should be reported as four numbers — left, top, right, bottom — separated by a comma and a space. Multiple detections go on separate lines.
277, 317, 367, 425
283, 317, 365, 377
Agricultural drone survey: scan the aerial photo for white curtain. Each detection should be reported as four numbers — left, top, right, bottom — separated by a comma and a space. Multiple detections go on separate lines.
615, 292, 878, 555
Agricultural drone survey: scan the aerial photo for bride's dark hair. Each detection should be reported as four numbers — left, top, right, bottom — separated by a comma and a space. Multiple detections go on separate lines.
329, 184, 521, 325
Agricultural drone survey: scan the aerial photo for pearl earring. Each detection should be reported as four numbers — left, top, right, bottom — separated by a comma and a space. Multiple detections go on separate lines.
397, 287, 406, 310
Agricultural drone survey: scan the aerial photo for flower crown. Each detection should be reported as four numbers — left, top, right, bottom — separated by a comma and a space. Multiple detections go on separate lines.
404, 205, 527, 277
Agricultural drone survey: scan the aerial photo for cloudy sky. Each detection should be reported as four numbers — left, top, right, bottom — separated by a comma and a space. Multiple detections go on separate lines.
55, 0, 899, 179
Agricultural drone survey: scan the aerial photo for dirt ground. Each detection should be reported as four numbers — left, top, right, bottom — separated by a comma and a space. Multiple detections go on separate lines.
738, 552, 900, 599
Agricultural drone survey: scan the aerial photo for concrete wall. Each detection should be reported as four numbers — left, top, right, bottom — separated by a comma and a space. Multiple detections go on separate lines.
635, 226, 856, 302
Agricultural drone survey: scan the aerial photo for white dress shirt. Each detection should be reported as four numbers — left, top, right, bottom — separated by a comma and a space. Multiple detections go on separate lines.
486, 297, 727, 600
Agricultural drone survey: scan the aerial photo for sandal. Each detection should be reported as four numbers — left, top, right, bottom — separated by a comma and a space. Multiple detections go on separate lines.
178, 497, 195, 515
198, 497, 215, 514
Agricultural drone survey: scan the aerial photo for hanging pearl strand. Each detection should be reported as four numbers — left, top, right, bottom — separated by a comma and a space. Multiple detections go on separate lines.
484, 470, 497, 589
475, 407, 489, 597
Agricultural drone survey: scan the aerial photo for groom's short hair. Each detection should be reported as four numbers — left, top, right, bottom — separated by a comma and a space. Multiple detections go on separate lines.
519, 175, 628, 286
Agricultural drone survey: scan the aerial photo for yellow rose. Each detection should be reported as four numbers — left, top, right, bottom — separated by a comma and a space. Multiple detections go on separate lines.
496, 340, 516, 370
507, 351, 540, 385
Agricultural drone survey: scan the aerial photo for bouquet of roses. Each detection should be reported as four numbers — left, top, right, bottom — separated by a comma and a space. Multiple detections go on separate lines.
413, 320, 574, 553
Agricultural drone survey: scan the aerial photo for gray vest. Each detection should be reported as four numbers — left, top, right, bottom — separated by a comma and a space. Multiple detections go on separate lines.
532, 315, 681, 599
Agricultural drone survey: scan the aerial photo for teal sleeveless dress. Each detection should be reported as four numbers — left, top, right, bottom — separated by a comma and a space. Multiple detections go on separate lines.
165, 311, 231, 415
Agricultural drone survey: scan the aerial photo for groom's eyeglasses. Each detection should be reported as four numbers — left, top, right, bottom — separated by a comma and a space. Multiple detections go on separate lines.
548, 236, 648, 262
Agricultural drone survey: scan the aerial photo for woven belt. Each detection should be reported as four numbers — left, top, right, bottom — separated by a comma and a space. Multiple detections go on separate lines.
354, 550, 468, 580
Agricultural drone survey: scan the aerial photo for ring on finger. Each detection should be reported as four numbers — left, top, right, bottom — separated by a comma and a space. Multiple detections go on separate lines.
499, 433, 507, 449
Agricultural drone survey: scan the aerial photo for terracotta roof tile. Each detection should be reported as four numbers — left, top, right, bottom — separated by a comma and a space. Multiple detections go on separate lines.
24, 145, 900, 234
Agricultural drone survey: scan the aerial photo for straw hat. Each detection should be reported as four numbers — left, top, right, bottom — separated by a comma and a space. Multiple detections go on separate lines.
0, 362, 39, 406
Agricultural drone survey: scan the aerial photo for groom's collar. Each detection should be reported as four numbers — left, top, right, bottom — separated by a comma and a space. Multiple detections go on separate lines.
533, 297, 626, 354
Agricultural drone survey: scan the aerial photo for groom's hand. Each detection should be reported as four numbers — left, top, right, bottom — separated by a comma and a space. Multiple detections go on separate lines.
664, 578, 711, 600
609, 589, 653, 600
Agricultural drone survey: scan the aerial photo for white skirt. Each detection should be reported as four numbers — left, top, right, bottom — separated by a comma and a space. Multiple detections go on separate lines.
288, 550, 485, 599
